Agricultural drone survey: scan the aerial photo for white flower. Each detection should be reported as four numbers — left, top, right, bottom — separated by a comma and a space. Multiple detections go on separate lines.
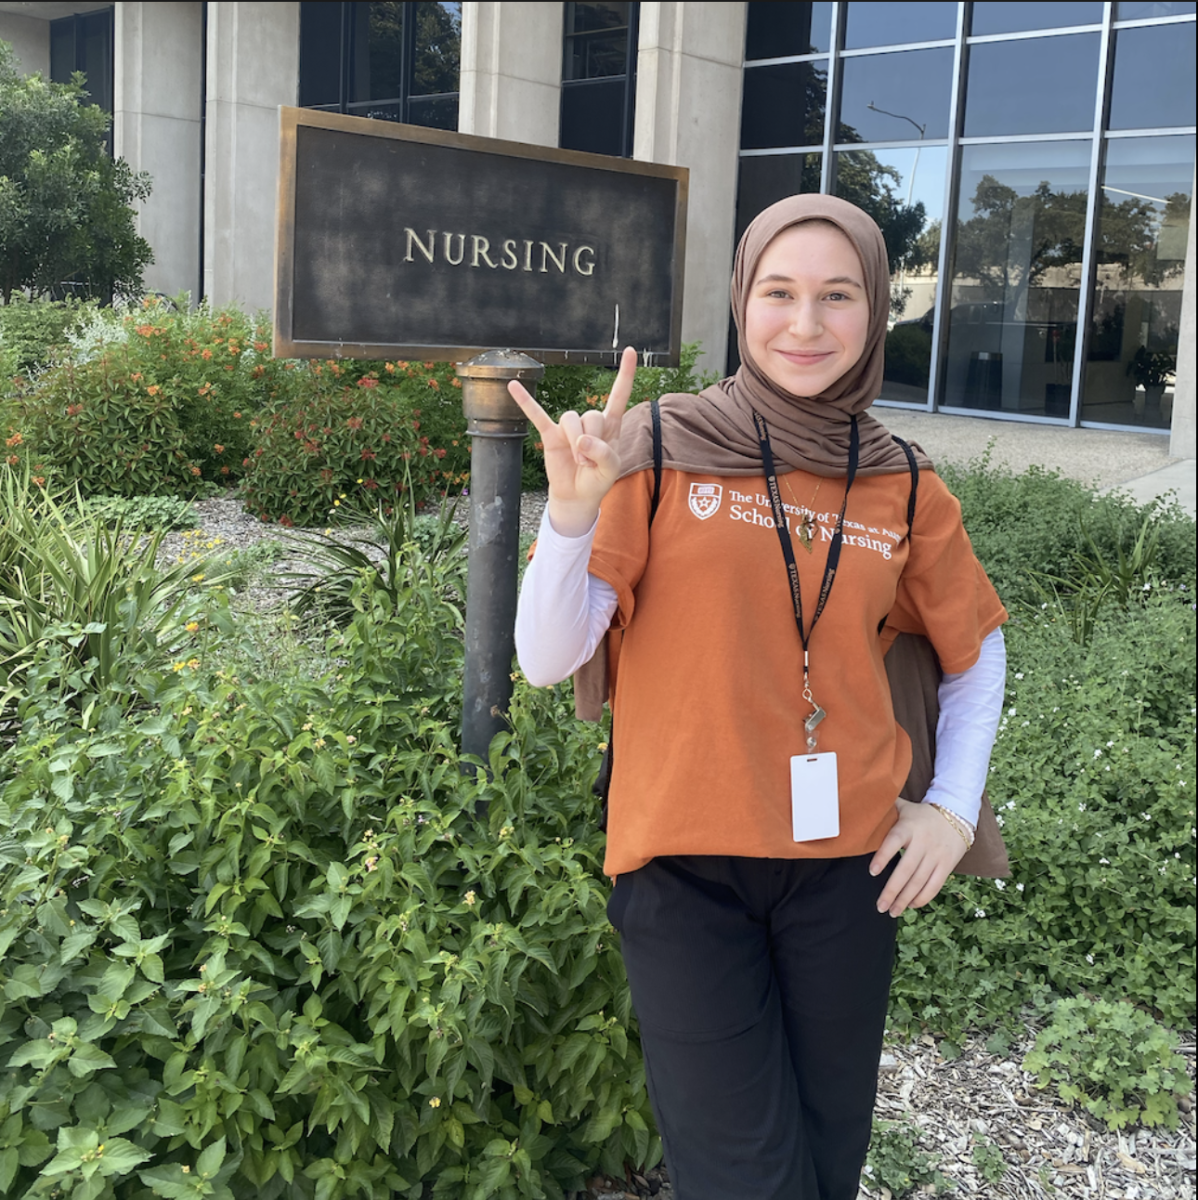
1006, 801, 1016, 810
1086, 954, 1094, 964
996, 815, 1005, 827
1016, 883, 1025, 892
1014, 672, 1024, 680
1078, 803, 1086, 812
1008, 706, 1017, 716
975, 908, 986, 918
995, 879, 1006, 890
1094, 749, 1103, 758
1106, 740, 1115, 747
1099, 857, 1110, 865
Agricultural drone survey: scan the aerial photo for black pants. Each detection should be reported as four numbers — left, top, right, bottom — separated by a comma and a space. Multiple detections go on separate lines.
607, 854, 897, 1200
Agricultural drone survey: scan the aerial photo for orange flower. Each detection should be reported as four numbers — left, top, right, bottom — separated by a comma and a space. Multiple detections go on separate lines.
146, 385, 160, 396
201, 349, 213, 360
254, 341, 268, 352
360, 448, 377, 461
32, 475, 45, 487
346, 417, 364, 430
427, 378, 439, 390
357, 377, 379, 389
384, 363, 395, 373
220, 466, 230, 475
5, 432, 22, 447
214, 444, 225, 453
451, 377, 462, 388
135, 323, 154, 336
6, 454, 18, 466
191, 466, 201, 476
233, 411, 242, 419
131, 372, 143, 382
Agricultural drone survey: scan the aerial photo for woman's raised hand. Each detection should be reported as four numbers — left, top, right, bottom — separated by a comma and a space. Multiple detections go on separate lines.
508, 346, 638, 537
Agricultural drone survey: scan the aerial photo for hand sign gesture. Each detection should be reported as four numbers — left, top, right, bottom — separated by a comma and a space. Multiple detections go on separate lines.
508, 346, 638, 537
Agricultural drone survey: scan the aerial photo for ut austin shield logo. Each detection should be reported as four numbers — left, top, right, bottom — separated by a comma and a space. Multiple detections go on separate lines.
688, 482, 723, 520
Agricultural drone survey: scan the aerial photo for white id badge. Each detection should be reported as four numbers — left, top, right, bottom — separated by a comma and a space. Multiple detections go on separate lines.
790, 752, 840, 841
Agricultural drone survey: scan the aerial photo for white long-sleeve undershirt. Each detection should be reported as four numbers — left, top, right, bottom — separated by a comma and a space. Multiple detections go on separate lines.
515, 507, 1006, 828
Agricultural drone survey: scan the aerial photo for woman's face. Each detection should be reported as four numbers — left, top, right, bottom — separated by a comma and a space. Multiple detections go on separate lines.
743, 221, 871, 397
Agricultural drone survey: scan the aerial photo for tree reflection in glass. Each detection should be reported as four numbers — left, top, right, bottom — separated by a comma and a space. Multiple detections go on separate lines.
943, 143, 1090, 416
1082, 135, 1194, 428
836, 147, 947, 403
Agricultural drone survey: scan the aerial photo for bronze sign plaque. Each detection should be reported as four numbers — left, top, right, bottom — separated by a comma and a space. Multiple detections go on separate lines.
275, 108, 688, 365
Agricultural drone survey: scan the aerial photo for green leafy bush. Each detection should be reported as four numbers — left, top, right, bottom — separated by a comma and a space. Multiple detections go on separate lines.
0, 556, 656, 1199
83, 493, 198, 532
9, 300, 283, 495
0, 294, 99, 377
1022, 997, 1191, 1129
0, 466, 231, 718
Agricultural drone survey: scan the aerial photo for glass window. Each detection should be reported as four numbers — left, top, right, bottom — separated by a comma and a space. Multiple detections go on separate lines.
836, 146, 947, 402
837, 48, 953, 143
745, 1, 833, 59
741, 61, 827, 149
1082, 135, 1194, 427
1116, 2, 1196, 18
300, 2, 342, 106
49, 9, 114, 115
843, 1, 956, 49
942, 141, 1091, 417
299, 2, 460, 130
964, 35, 1099, 136
564, 1, 632, 79
972, 3, 1103, 35
560, 2, 637, 156
1109, 24, 1197, 130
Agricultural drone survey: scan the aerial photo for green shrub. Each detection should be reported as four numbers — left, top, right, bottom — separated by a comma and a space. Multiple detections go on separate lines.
0, 466, 233, 718
0, 294, 99, 376
1022, 997, 1191, 1129
939, 452, 1195, 608
10, 299, 282, 494
0, 559, 656, 1199
889, 582, 1196, 1035
83, 493, 198, 532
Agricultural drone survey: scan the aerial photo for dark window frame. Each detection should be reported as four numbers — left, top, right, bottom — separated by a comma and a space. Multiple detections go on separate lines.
299, 1, 461, 127
560, 2, 640, 158
49, 6, 115, 125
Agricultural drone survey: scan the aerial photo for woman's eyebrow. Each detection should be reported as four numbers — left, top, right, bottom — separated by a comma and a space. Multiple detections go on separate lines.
755, 273, 864, 288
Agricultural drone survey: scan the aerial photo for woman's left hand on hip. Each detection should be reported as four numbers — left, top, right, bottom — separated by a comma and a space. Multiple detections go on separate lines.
868, 799, 968, 918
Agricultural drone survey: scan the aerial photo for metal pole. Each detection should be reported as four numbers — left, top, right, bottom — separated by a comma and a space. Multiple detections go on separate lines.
455, 349, 544, 765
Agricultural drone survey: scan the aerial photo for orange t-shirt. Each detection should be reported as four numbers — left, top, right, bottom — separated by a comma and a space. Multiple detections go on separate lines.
588, 467, 1007, 877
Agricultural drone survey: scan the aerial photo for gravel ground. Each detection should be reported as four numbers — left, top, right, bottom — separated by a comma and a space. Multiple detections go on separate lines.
167, 487, 1193, 1199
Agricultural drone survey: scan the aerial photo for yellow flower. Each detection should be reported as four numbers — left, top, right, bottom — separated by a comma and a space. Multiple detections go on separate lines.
314, 738, 326, 749
171, 662, 187, 672
186, 622, 200, 633
429, 1097, 441, 1108
191, 573, 205, 583
464, 890, 477, 907
187, 658, 201, 670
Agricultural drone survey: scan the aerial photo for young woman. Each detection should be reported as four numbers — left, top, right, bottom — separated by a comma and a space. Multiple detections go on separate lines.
510, 195, 1007, 1200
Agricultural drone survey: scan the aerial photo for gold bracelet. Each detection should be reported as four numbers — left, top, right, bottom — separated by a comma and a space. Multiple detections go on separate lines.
927, 802, 975, 850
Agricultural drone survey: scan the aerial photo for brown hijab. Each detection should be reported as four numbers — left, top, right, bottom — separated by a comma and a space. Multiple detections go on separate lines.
617, 193, 933, 479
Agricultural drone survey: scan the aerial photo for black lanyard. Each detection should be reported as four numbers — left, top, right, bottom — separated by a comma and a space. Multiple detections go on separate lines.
751, 410, 859, 742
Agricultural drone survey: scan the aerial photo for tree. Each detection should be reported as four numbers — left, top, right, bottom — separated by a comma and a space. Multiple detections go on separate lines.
0, 40, 152, 303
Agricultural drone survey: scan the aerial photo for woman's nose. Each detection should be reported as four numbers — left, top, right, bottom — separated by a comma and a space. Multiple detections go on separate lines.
789, 298, 822, 338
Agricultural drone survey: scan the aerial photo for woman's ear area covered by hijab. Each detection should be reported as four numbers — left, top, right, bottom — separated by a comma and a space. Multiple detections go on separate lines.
732, 194, 892, 416
744, 220, 873, 401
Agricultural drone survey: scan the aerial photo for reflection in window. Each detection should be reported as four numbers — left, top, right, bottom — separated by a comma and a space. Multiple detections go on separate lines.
49, 8, 114, 117
1082, 136, 1194, 428
836, 147, 947, 403
1109, 24, 1197, 130
843, 1, 956, 48
741, 61, 827, 149
561, 2, 639, 157
964, 35, 1099, 137
745, 1, 834, 59
943, 142, 1091, 417
299, 2, 462, 131
971, 2, 1102, 35
837, 49, 952, 143
1116, 2, 1196, 18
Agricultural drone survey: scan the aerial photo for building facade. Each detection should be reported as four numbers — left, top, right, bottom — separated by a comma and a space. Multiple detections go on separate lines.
1, 1, 1194, 455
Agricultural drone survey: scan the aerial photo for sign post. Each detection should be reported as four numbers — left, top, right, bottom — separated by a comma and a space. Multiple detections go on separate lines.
275, 107, 687, 760
455, 350, 543, 762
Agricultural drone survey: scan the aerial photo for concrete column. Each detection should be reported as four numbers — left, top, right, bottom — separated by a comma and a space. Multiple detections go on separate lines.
203, 1, 299, 310
635, 2, 747, 376
113, 2, 203, 300
459, 1, 562, 146
1170, 161, 1196, 459
0, 11, 50, 76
